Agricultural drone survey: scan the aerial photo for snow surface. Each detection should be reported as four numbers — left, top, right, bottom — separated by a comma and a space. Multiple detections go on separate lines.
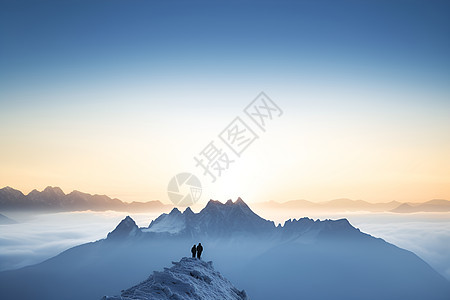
102, 257, 248, 300
142, 208, 186, 234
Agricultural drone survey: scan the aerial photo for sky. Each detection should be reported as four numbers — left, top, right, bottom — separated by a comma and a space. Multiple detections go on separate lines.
1, 0, 449, 205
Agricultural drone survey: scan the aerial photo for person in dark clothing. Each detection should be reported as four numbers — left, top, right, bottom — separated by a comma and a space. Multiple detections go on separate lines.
196, 243, 203, 259
191, 244, 197, 258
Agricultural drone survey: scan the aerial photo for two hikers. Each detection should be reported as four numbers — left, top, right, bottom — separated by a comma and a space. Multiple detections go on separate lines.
191, 243, 203, 259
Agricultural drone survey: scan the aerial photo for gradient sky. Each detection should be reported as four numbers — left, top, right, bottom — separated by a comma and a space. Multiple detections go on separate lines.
1, 0, 449, 204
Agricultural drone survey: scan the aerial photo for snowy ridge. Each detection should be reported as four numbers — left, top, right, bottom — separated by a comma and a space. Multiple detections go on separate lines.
102, 257, 248, 300
139, 198, 275, 238
143, 208, 186, 234
111, 198, 359, 241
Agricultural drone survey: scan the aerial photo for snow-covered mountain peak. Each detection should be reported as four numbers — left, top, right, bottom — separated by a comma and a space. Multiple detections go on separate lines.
102, 257, 248, 300
202, 198, 250, 212
109, 199, 362, 240
139, 198, 276, 238
107, 216, 139, 239
145, 208, 187, 234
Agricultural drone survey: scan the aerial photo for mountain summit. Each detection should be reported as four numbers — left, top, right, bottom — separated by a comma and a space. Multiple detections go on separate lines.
107, 216, 140, 240
103, 257, 248, 300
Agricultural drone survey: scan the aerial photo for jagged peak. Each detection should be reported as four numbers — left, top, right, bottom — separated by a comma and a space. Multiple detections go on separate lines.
200, 200, 224, 212
206, 199, 223, 206
107, 216, 139, 239
235, 197, 245, 204
115, 216, 138, 229
199, 198, 258, 220
281, 217, 355, 231
205, 198, 249, 207
282, 217, 313, 227
1, 186, 17, 191
234, 197, 250, 208
43, 186, 65, 195
123, 215, 135, 223
0, 186, 24, 195
183, 207, 194, 215
169, 207, 182, 215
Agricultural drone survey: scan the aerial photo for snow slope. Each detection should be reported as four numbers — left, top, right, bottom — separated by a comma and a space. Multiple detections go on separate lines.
103, 257, 248, 300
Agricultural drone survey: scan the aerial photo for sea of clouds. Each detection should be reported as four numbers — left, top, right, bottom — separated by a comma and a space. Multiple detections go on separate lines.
0, 211, 159, 271
0, 210, 449, 280
348, 213, 450, 280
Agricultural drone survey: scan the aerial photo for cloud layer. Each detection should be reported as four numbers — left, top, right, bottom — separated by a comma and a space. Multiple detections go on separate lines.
0, 211, 159, 271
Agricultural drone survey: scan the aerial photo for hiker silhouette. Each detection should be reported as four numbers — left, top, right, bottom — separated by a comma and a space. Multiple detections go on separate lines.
196, 243, 203, 259
191, 244, 197, 258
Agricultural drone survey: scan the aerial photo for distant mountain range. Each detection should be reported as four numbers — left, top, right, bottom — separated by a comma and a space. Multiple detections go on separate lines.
391, 199, 450, 213
0, 186, 170, 213
1, 186, 449, 213
253, 198, 450, 213
1, 199, 449, 300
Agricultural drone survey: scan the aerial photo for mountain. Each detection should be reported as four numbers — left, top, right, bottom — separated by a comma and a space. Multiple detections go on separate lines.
107, 216, 140, 240
0, 187, 27, 208
143, 198, 275, 238
102, 258, 248, 300
253, 198, 401, 213
0, 213, 16, 225
0, 198, 449, 300
0, 186, 171, 213
391, 199, 450, 213
253, 198, 450, 214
